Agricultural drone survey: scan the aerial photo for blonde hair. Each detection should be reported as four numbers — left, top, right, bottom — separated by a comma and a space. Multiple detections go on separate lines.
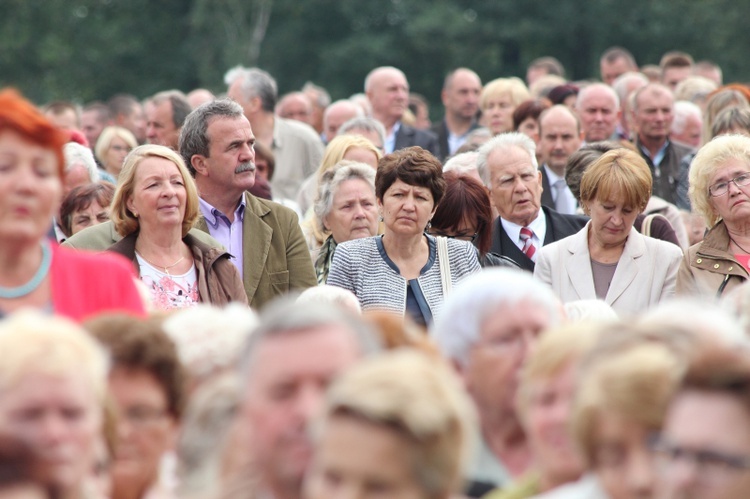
314, 350, 475, 497
689, 134, 750, 227
94, 126, 138, 169
580, 148, 652, 214
480, 77, 531, 111
517, 322, 605, 421
111, 144, 200, 237
0, 310, 108, 405
572, 326, 687, 466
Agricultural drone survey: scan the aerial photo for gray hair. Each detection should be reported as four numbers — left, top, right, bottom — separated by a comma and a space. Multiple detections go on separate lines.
302, 81, 331, 108
314, 160, 376, 232
477, 132, 538, 186
323, 100, 364, 128
178, 98, 245, 175
338, 116, 386, 148
612, 71, 649, 106
431, 268, 562, 366
63, 142, 99, 181
176, 374, 247, 498
224, 65, 278, 112
672, 100, 702, 135
443, 151, 479, 176
151, 90, 193, 129
364, 66, 406, 93
239, 298, 381, 376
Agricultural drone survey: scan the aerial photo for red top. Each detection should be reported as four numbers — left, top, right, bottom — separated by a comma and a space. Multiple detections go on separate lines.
50, 243, 146, 322
735, 253, 750, 273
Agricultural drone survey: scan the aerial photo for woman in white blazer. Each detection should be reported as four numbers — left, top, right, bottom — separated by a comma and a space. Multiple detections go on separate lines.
534, 148, 683, 316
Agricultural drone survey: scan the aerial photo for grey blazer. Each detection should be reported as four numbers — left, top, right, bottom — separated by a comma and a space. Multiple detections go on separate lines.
534, 223, 683, 316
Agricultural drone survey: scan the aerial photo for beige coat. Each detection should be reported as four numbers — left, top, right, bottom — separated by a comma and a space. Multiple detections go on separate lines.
534, 223, 683, 316
676, 221, 749, 299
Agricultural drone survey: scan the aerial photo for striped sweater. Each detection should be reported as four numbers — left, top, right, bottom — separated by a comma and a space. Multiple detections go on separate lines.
327, 234, 481, 321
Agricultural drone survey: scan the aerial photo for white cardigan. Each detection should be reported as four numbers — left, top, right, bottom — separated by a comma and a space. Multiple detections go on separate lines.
534, 223, 683, 316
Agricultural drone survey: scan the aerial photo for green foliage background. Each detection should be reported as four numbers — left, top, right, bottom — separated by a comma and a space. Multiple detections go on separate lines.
2, 0, 746, 109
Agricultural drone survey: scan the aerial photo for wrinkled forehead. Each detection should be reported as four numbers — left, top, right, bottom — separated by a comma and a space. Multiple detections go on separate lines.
488, 146, 536, 176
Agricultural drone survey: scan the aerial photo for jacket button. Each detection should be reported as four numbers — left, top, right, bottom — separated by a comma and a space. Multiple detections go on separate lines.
696, 258, 702, 263
729, 266, 734, 271
714, 264, 720, 269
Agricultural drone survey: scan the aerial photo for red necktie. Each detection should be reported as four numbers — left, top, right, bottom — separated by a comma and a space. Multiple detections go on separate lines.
520, 227, 536, 260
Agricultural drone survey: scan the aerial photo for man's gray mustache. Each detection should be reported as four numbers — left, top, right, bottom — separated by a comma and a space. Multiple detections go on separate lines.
235, 161, 256, 174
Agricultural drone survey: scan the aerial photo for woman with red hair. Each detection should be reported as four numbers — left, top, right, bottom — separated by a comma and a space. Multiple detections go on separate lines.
0, 88, 145, 321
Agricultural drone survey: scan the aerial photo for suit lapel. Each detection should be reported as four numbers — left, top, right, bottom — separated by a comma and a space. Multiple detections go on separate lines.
605, 228, 644, 305
493, 219, 534, 271
540, 167, 554, 209
394, 124, 414, 151
565, 225, 596, 300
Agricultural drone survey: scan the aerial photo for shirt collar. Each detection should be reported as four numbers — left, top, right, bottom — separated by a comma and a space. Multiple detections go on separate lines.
199, 195, 246, 227
501, 209, 546, 240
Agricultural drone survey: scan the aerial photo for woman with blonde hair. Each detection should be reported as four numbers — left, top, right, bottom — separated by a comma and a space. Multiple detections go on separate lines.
108, 144, 247, 309
480, 77, 532, 136
94, 126, 138, 181
677, 134, 750, 297
300, 134, 382, 249
305, 350, 475, 499
535, 148, 682, 316
0, 311, 109, 499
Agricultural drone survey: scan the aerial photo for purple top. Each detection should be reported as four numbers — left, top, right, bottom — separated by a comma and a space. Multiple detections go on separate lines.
198, 196, 246, 279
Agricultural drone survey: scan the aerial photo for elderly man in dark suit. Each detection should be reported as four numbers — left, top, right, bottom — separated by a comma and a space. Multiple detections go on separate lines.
479, 132, 588, 272
365, 66, 439, 157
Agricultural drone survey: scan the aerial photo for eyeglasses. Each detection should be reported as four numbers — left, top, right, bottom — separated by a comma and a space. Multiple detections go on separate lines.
121, 405, 168, 428
428, 229, 479, 242
708, 173, 750, 197
649, 434, 750, 483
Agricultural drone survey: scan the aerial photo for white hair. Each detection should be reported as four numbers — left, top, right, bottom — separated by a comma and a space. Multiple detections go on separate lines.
296, 285, 362, 315
476, 132, 538, 187
162, 303, 258, 383
443, 152, 479, 176
564, 299, 619, 323
430, 268, 562, 366
671, 100, 702, 135
63, 142, 100, 181
639, 299, 747, 347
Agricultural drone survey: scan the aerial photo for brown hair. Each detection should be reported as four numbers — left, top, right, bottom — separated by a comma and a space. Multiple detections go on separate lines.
85, 314, 187, 419
59, 182, 115, 237
580, 148, 652, 213
430, 171, 493, 254
375, 147, 445, 206
512, 98, 552, 130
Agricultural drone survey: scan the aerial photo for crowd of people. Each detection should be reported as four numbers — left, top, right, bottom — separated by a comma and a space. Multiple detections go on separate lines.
3, 44, 750, 498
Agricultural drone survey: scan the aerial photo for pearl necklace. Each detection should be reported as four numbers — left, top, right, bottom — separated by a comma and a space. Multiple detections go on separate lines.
0, 240, 52, 299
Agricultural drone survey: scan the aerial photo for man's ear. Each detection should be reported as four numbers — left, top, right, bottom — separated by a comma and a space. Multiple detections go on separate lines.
191, 155, 208, 176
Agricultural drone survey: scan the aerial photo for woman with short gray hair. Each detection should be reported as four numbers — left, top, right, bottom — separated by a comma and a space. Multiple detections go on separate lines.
313, 160, 378, 284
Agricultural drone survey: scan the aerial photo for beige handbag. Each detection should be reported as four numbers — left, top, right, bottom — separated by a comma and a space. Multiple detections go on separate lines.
437, 236, 452, 296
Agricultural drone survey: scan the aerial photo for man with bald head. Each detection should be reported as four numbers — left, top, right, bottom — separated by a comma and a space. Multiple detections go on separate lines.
365, 66, 439, 156
432, 67, 482, 160
537, 105, 582, 215
576, 83, 621, 143
323, 100, 363, 143
632, 83, 692, 204
276, 92, 313, 127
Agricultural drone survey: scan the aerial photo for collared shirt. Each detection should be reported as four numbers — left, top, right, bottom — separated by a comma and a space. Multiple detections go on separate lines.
544, 164, 578, 215
447, 130, 469, 156
640, 140, 670, 178
501, 210, 547, 261
384, 121, 401, 154
198, 196, 246, 279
